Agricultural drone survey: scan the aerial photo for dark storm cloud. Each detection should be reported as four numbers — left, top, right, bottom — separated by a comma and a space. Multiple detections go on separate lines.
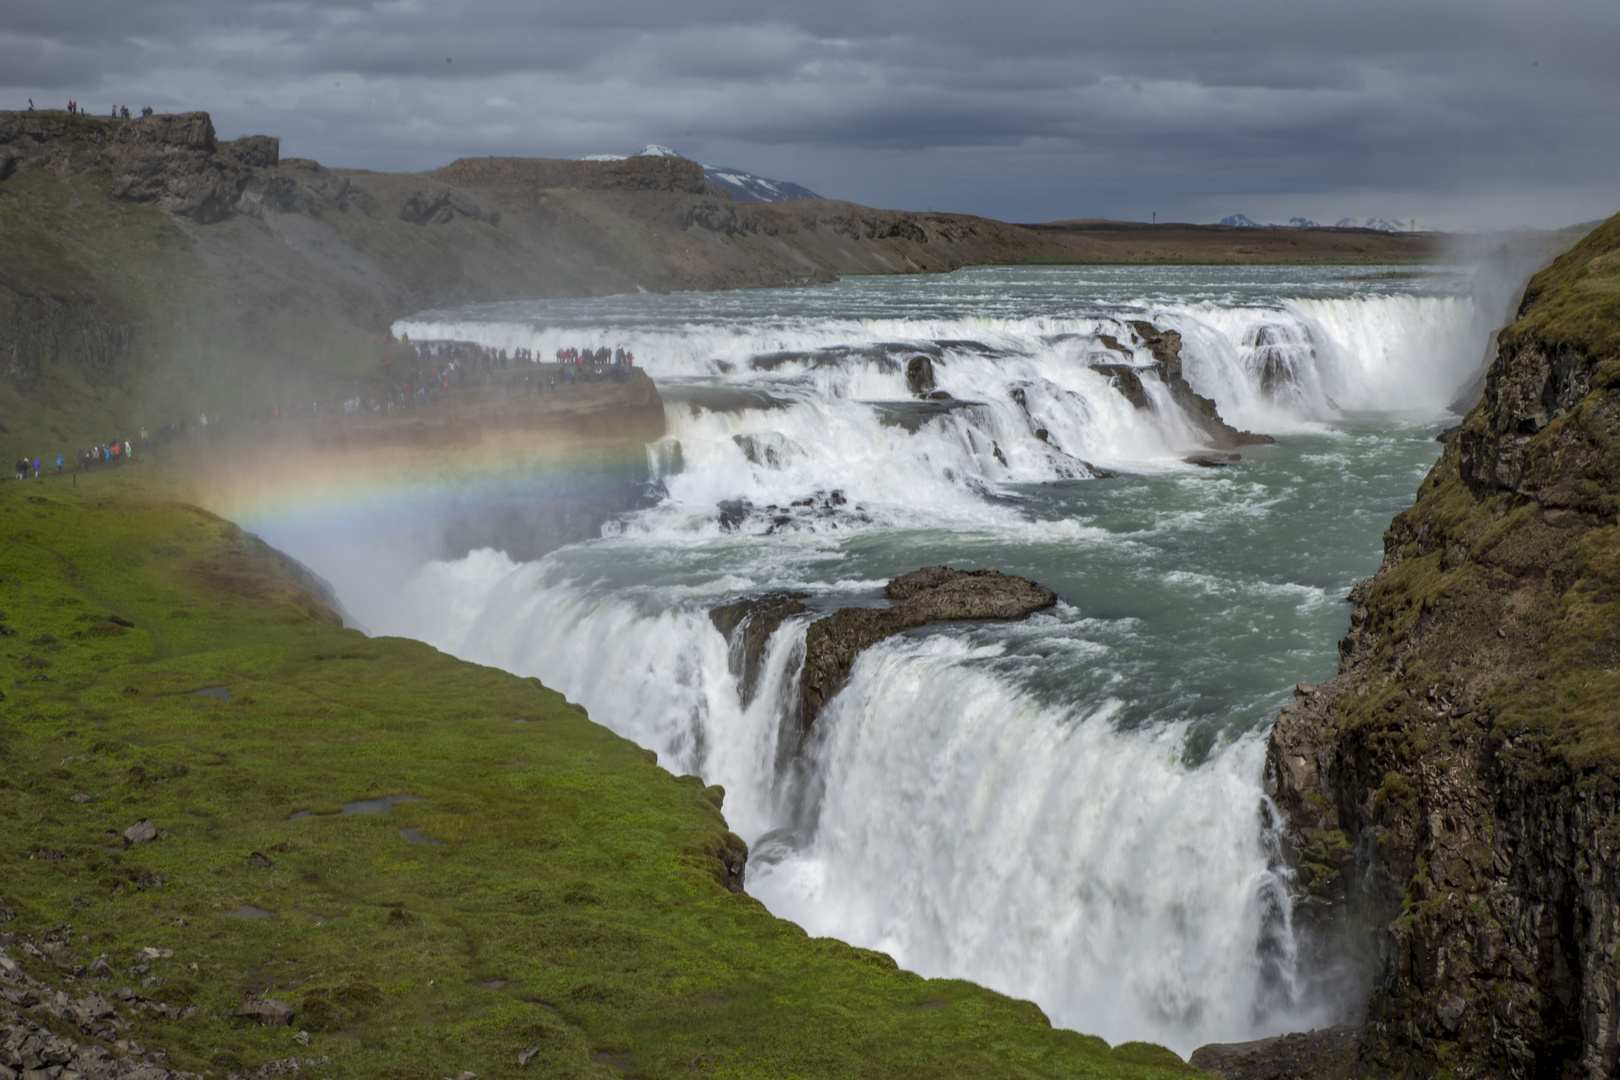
4, 0, 1615, 227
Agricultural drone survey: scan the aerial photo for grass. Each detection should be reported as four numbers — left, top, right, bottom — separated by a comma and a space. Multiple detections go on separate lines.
1501, 212, 1620, 358
0, 468, 1197, 1079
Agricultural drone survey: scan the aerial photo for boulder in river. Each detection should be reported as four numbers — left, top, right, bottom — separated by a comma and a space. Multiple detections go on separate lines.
905, 355, 937, 395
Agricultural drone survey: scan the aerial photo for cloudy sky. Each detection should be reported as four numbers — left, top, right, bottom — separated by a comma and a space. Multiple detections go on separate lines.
5, 0, 1615, 229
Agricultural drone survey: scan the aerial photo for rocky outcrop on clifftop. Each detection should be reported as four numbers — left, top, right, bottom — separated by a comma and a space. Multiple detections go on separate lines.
1258, 212, 1620, 1080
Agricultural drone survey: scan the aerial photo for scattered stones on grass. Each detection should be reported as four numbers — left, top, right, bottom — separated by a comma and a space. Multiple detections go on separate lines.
232, 997, 295, 1026
122, 821, 157, 846
246, 853, 273, 869
517, 1048, 540, 1066
69, 793, 92, 805
135, 874, 165, 891
224, 1056, 330, 1080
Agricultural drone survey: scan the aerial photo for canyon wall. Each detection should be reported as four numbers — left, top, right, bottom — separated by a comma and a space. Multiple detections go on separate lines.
1266, 212, 1620, 1079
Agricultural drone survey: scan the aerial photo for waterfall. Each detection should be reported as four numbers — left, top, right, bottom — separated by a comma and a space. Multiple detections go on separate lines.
244, 268, 1487, 1055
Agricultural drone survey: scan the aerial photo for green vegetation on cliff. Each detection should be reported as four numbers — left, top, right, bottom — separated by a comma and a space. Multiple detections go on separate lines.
1500, 214, 1620, 358
0, 469, 1194, 1079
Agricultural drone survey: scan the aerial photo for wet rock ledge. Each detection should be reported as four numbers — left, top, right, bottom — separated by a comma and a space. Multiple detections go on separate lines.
711, 567, 1057, 744
801, 566, 1057, 726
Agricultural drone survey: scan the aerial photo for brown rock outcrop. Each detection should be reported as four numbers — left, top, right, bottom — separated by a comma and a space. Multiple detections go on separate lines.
798, 567, 1056, 730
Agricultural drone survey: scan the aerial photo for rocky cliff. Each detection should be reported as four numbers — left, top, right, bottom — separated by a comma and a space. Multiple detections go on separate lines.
1263, 212, 1620, 1079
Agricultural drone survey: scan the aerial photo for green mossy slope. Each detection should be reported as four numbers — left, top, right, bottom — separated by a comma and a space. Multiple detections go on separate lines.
0, 470, 1194, 1079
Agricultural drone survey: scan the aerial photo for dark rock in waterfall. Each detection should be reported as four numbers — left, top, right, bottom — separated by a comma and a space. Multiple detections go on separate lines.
1247, 325, 1299, 398
798, 567, 1056, 733
1090, 363, 1151, 410
906, 354, 937, 395
717, 498, 753, 532
710, 592, 809, 707
1183, 453, 1241, 468
1094, 333, 1132, 356
884, 565, 1058, 619
1129, 320, 1276, 449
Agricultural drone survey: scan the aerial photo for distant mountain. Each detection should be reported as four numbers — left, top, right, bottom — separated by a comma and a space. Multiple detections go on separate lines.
578, 145, 821, 203
1335, 216, 1411, 233
1221, 215, 1418, 232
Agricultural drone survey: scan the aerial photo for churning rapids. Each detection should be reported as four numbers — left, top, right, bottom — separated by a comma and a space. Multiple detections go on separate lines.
253, 265, 1504, 1054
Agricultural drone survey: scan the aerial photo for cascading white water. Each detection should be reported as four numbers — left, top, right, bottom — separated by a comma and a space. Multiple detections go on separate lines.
257, 265, 1492, 1056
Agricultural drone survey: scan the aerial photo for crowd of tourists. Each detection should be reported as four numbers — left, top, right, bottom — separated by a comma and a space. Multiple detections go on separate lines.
10, 430, 152, 483
49, 101, 150, 118
258, 336, 641, 421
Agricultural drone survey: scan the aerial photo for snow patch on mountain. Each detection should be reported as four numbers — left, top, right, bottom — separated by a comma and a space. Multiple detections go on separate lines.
1221, 214, 1422, 232
579, 144, 822, 203
703, 167, 821, 203
1335, 216, 1412, 232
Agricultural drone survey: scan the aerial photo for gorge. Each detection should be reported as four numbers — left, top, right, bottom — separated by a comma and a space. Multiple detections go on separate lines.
2, 105, 1616, 1080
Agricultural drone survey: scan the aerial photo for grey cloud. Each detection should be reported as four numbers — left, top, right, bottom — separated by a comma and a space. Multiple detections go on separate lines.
2, 0, 1615, 228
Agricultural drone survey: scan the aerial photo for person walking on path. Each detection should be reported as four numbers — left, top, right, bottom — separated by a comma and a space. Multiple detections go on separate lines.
33, 457, 42, 480
55, 454, 64, 475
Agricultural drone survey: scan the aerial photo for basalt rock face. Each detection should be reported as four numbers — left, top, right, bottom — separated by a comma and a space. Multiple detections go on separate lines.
102, 112, 245, 224
798, 567, 1056, 731
1262, 212, 1620, 1080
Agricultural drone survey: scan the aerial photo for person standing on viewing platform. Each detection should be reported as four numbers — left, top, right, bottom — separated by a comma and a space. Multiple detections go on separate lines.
55, 454, 64, 475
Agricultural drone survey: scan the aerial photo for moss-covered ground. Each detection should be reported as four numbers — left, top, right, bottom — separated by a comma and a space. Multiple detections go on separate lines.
0, 468, 1196, 1079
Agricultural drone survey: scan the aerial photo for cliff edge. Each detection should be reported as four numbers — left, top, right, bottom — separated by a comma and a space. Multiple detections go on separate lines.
1264, 212, 1620, 1079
